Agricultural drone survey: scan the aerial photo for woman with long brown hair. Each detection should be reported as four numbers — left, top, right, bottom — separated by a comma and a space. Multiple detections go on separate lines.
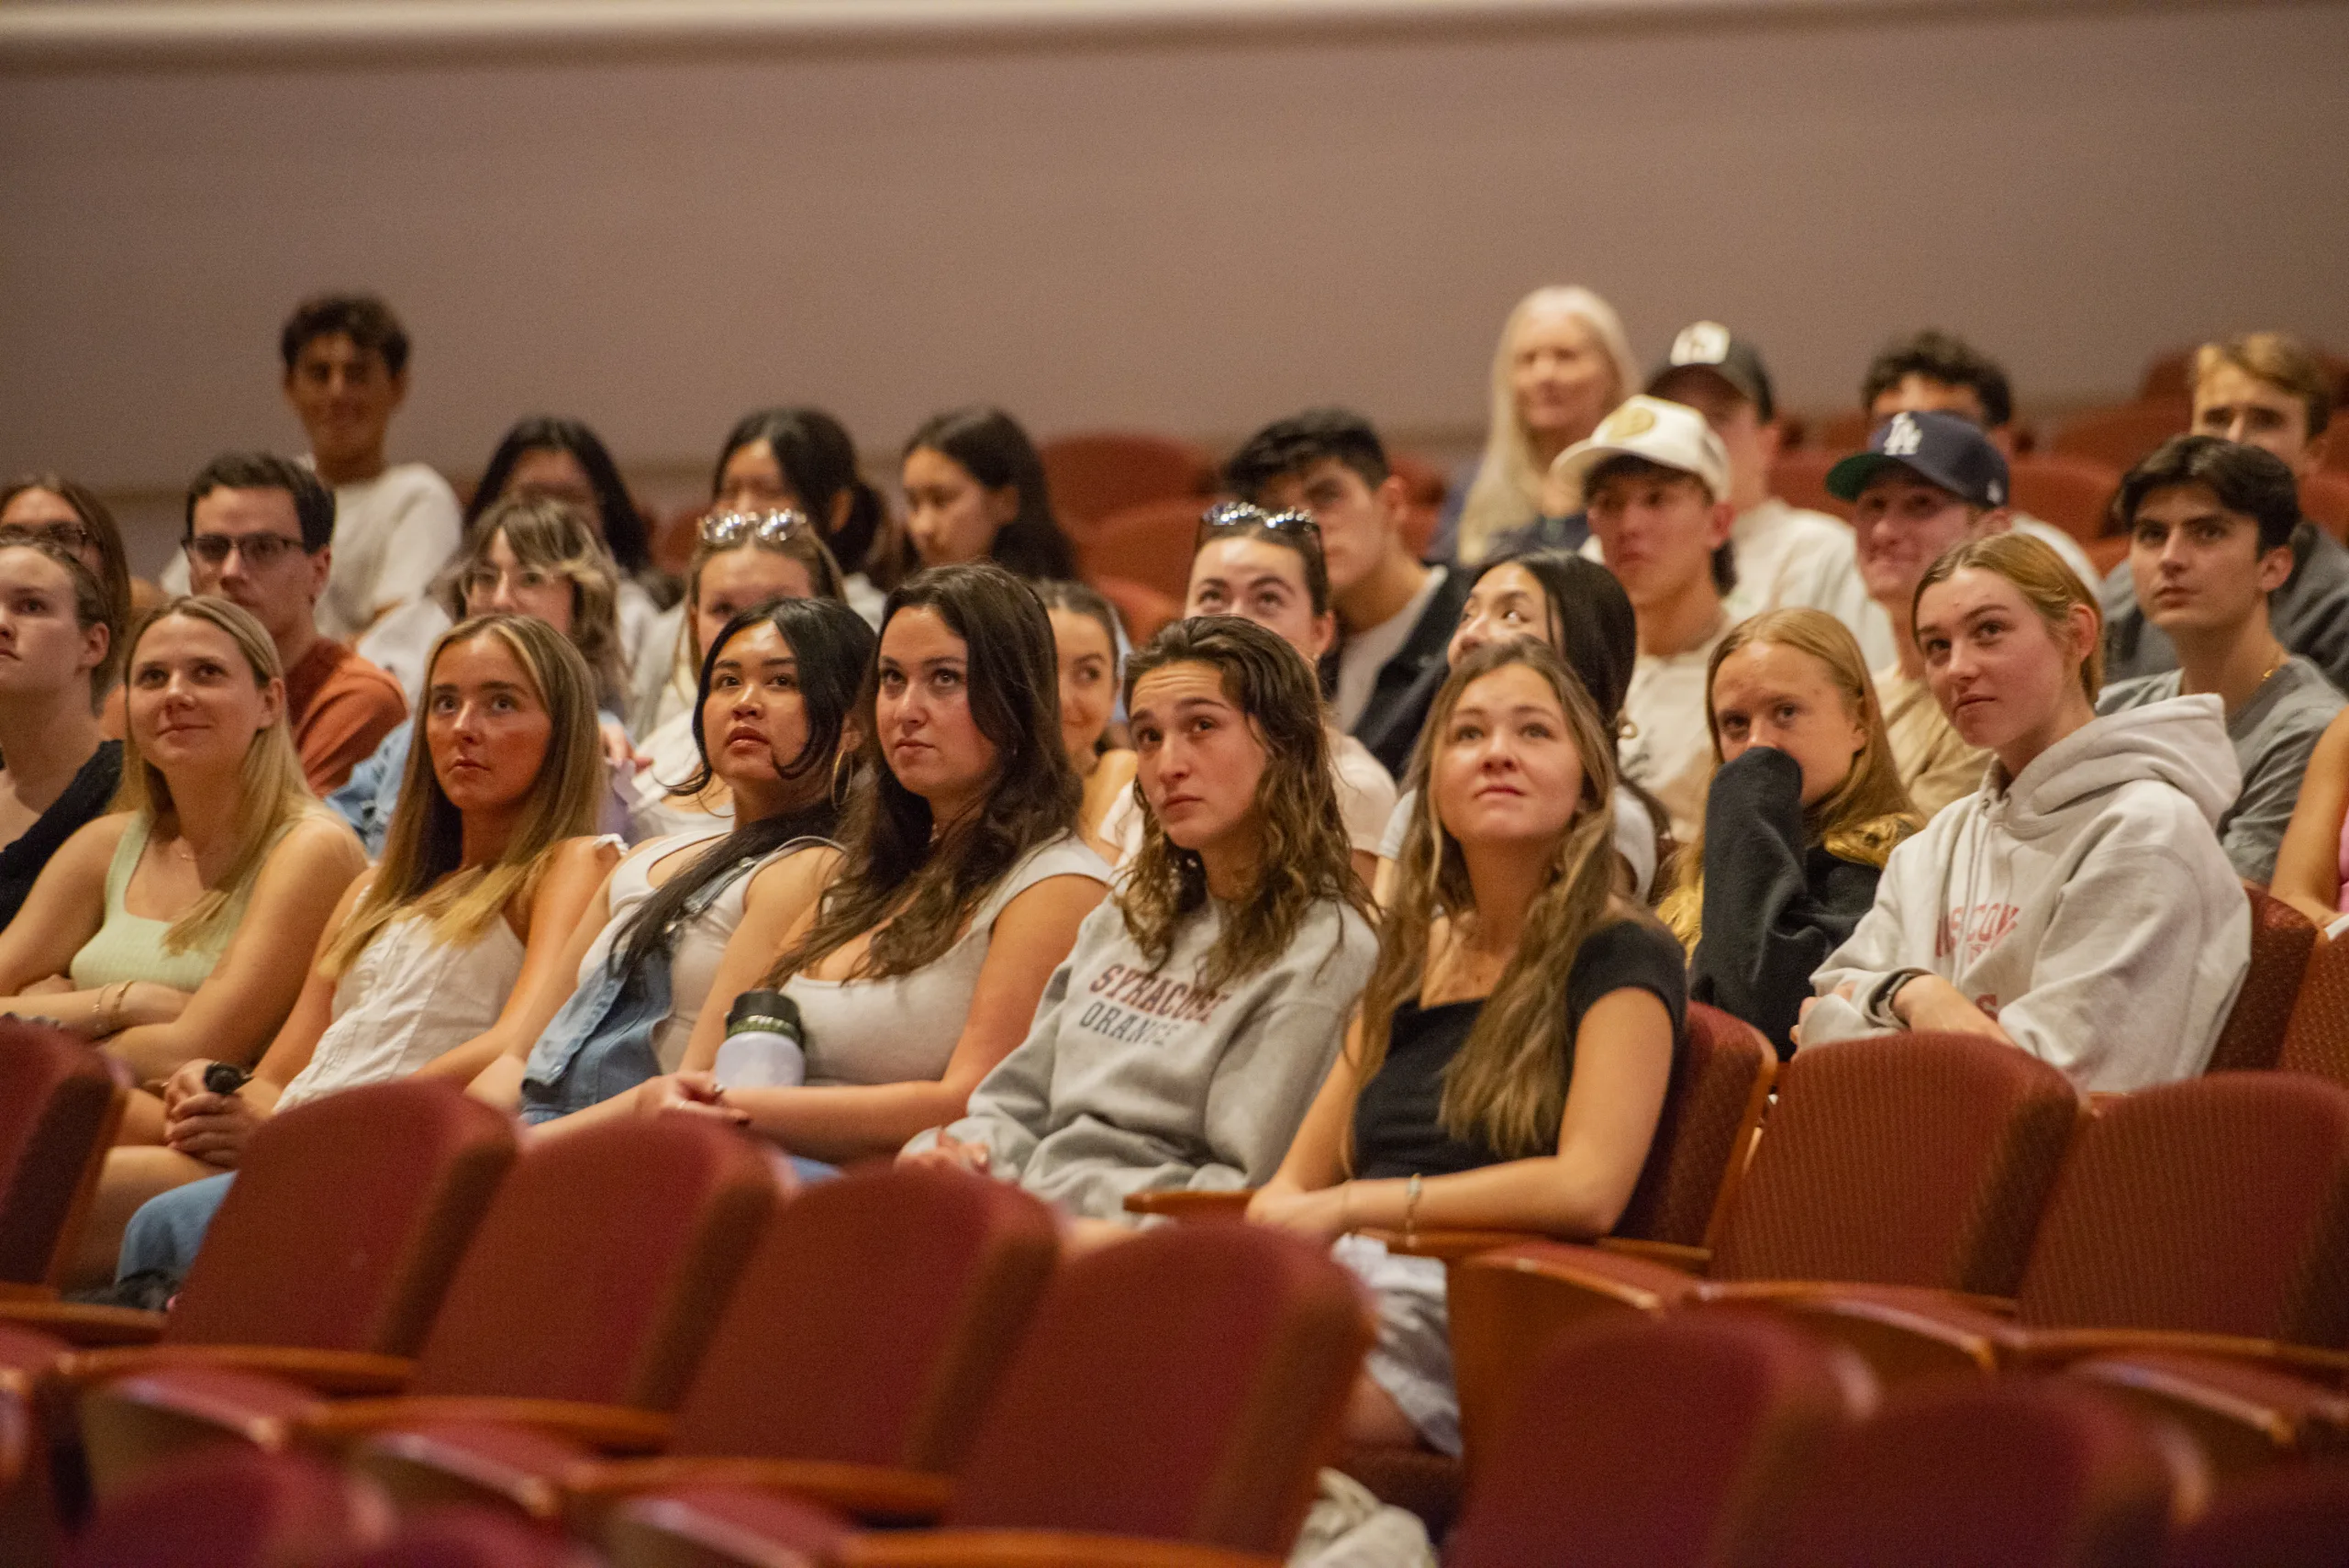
1659, 607, 1921, 1056
904, 617, 1377, 1220
1250, 638, 1686, 1458
626, 563, 1109, 1167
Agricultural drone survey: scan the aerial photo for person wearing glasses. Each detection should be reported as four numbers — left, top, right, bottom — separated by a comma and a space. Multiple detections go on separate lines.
1158, 503, 1395, 886
327, 495, 634, 853
0, 535, 126, 929
629, 507, 847, 840
180, 453, 407, 795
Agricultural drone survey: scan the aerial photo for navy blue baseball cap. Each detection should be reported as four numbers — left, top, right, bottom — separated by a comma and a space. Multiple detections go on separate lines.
1827, 409, 2009, 508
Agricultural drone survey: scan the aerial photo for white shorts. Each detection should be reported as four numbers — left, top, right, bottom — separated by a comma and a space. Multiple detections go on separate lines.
1333, 1232, 1459, 1457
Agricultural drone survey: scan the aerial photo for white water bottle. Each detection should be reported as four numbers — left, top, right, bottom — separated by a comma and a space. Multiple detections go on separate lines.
713, 989, 807, 1089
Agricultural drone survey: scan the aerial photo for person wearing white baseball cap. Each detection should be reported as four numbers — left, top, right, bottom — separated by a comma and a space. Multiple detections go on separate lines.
1648, 323, 1898, 670
1555, 395, 1739, 839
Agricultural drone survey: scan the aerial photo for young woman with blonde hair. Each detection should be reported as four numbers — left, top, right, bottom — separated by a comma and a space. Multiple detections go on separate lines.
0, 597, 365, 1184
1659, 607, 1920, 1056
1806, 534, 2248, 1090
330, 495, 636, 851
1441, 285, 1639, 565
103, 614, 618, 1284
1250, 638, 1687, 1457
904, 616, 1377, 1222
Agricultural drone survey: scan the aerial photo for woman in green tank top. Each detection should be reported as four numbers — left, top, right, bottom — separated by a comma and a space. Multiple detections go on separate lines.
0, 597, 365, 1144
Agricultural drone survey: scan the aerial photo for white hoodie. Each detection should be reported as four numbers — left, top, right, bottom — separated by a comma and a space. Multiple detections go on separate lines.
1806, 695, 2248, 1092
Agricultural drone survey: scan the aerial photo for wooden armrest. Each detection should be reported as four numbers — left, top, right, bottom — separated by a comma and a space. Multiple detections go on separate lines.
840, 1531, 1282, 1568
2007, 1329, 2349, 1382
1594, 1237, 1711, 1273
298, 1396, 672, 1454
1355, 1228, 1536, 1262
0, 1299, 164, 1348
2070, 1352, 2349, 1476
60, 1345, 414, 1396
568, 1455, 954, 1527
1121, 1190, 1253, 1222
1734, 1284, 2019, 1381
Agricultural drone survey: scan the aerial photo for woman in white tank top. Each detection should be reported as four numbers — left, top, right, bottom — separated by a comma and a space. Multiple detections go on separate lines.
463, 597, 877, 1118
102, 617, 620, 1276
622, 564, 1110, 1166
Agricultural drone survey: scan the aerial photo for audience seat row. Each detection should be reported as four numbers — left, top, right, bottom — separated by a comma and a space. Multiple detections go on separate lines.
61, 1314, 2349, 1568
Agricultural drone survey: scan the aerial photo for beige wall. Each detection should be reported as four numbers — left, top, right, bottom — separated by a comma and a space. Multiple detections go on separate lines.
4, 0, 2345, 568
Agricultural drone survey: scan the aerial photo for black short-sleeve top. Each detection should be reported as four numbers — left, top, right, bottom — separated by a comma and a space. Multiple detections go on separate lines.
1351, 917, 1687, 1180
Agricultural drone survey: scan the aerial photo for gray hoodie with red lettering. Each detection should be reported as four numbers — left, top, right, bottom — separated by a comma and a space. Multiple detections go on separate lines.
907, 895, 1377, 1221
1805, 695, 2247, 1092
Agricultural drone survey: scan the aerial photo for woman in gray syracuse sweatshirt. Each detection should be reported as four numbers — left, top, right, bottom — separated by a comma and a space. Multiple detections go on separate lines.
904, 616, 1377, 1220
1804, 533, 2249, 1091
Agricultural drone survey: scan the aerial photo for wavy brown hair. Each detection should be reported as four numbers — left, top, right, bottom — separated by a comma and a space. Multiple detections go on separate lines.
1118, 617, 1372, 993
766, 562, 1080, 984
1661, 608, 1921, 946
1357, 639, 1627, 1162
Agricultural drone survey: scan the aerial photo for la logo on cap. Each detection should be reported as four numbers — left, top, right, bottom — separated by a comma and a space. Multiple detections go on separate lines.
1671, 321, 1731, 366
1609, 405, 1658, 438
1884, 413, 1924, 457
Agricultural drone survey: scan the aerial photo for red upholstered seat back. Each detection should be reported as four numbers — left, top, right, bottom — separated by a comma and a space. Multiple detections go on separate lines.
164, 1081, 515, 1357
1770, 1381, 2173, 1568
1614, 1002, 1775, 1249
2160, 1459, 2349, 1568
1075, 496, 1212, 601
1710, 1033, 2078, 1295
2049, 401, 2192, 473
2014, 1073, 2349, 1344
946, 1223, 1369, 1555
0, 1018, 123, 1289
409, 1118, 776, 1408
667, 1163, 1059, 1471
2008, 454, 2121, 545
2280, 931, 2349, 1089
72, 1447, 388, 1568
2205, 887, 2316, 1073
1448, 1312, 1865, 1568
1038, 431, 1216, 539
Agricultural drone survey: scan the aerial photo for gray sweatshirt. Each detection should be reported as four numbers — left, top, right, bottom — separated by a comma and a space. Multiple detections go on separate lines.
911, 895, 1377, 1221
1807, 695, 2249, 1093
2097, 657, 2343, 884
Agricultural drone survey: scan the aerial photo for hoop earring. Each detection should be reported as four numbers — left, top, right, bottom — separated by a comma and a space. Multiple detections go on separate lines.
830, 751, 854, 809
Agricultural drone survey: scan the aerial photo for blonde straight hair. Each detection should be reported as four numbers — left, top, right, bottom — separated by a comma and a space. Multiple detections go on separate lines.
1453, 285, 1638, 565
1660, 609, 1922, 947
115, 597, 323, 954
1913, 532, 2105, 704
1355, 639, 1625, 1162
324, 616, 604, 975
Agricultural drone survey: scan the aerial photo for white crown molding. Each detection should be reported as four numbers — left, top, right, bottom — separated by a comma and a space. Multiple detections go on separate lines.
0, 0, 2285, 66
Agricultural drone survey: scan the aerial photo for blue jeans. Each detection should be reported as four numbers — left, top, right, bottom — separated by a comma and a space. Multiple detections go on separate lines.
117, 1173, 235, 1281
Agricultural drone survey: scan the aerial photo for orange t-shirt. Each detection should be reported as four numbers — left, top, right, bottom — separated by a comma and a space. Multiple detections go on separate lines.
286, 637, 408, 795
